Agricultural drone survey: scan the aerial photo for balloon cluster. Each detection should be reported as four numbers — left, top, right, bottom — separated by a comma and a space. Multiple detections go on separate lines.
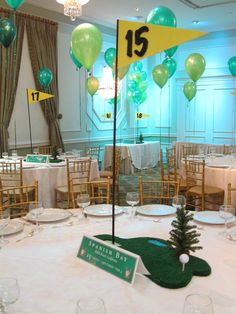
228, 56, 236, 77
104, 47, 129, 80
127, 62, 148, 105
184, 53, 206, 101
147, 6, 178, 89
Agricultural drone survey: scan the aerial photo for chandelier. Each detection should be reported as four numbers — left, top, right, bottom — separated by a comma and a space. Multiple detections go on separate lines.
98, 67, 121, 100
56, 0, 90, 21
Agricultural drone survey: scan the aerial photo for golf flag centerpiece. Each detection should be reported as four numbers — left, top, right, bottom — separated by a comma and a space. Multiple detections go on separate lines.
27, 88, 54, 105
117, 20, 207, 68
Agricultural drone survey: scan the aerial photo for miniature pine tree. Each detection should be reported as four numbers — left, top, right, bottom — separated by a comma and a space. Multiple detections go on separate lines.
139, 133, 144, 144
169, 206, 202, 255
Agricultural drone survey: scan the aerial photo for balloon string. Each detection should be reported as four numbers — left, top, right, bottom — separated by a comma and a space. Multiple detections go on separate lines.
159, 89, 162, 148
168, 79, 171, 147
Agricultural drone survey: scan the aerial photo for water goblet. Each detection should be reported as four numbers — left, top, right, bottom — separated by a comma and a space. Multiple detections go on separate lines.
2, 152, 8, 161
77, 194, 90, 219
29, 203, 44, 233
172, 195, 186, 210
75, 297, 106, 314
0, 277, 20, 313
219, 205, 235, 237
11, 150, 18, 161
33, 147, 39, 155
0, 210, 10, 248
183, 293, 213, 314
126, 192, 139, 218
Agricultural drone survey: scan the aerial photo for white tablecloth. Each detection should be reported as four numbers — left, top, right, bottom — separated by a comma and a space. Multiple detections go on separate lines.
102, 142, 160, 174
1, 213, 236, 313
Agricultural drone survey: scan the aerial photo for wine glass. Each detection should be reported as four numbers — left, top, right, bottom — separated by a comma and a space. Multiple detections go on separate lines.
77, 194, 90, 219
2, 152, 8, 161
29, 203, 44, 233
0, 277, 20, 313
219, 205, 235, 236
172, 195, 186, 210
126, 192, 139, 218
33, 147, 39, 155
183, 294, 213, 314
0, 209, 10, 248
11, 150, 18, 161
75, 297, 106, 314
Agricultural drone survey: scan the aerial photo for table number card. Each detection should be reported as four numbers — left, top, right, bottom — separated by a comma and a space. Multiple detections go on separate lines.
26, 154, 49, 163
77, 235, 149, 285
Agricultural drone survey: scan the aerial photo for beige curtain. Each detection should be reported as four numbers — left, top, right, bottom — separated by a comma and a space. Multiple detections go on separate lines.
26, 17, 64, 150
0, 9, 25, 155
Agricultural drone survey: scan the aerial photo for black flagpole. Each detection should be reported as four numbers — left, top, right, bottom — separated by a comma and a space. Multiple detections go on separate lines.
26, 89, 33, 154
112, 20, 120, 244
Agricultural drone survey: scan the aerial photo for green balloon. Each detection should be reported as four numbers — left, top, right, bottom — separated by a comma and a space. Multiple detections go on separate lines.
162, 57, 176, 78
146, 6, 177, 27
37, 68, 53, 89
104, 47, 116, 68
138, 81, 148, 92
86, 76, 99, 96
128, 80, 138, 92
69, 48, 82, 69
228, 56, 236, 77
152, 64, 169, 89
0, 19, 17, 48
5, 0, 24, 10
165, 46, 178, 58
71, 23, 102, 71
185, 53, 206, 82
183, 81, 197, 101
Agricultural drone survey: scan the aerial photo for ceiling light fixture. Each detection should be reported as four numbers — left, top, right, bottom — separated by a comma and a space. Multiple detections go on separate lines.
56, 0, 90, 21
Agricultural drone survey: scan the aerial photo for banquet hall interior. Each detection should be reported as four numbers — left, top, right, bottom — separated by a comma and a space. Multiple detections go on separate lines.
0, 0, 236, 313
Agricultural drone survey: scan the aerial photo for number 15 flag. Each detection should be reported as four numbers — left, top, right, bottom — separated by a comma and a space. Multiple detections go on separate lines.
117, 20, 207, 69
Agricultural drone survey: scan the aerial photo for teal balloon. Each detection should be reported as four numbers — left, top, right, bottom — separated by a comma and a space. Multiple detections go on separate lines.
152, 64, 169, 89
183, 81, 197, 102
185, 53, 206, 82
128, 80, 138, 92
140, 71, 147, 81
37, 68, 53, 89
162, 57, 176, 78
165, 46, 178, 58
133, 61, 143, 72
104, 47, 116, 68
5, 0, 24, 10
0, 19, 17, 48
146, 6, 177, 27
69, 48, 82, 69
132, 71, 142, 83
228, 56, 236, 77
138, 81, 148, 92
132, 90, 147, 105
71, 23, 102, 71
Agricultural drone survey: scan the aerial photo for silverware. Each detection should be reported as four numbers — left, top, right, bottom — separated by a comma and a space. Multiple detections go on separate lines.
51, 221, 74, 228
16, 230, 34, 242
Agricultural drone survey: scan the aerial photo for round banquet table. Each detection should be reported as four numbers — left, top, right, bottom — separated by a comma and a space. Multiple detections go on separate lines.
1, 212, 236, 314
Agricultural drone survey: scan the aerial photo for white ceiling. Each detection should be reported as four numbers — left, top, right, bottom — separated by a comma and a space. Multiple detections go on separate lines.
14, 0, 236, 32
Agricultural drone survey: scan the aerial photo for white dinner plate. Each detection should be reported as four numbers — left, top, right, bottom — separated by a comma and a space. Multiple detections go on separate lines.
207, 164, 229, 168
84, 204, 123, 217
49, 162, 66, 167
25, 208, 71, 223
0, 222, 23, 236
193, 211, 235, 225
136, 204, 176, 216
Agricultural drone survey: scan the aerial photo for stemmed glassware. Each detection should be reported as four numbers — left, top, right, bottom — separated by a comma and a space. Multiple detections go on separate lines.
219, 205, 235, 236
0, 209, 10, 248
0, 277, 20, 313
172, 195, 186, 210
2, 152, 8, 161
29, 203, 44, 233
77, 194, 90, 220
126, 192, 139, 218
11, 150, 18, 161
75, 297, 106, 314
183, 294, 214, 314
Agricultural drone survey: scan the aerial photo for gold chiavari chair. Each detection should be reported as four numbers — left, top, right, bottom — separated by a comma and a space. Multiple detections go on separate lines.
38, 145, 53, 155
55, 158, 92, 208
185, 159, 224, 211
139, 177, 179, 206
0, 181, 39, 218
166, 147, 187, 193
182, 144, 198, 159
227, 183, 236, 209
70, 179, 110, 208
159, 149, 168, 181
84, 145, 100, 161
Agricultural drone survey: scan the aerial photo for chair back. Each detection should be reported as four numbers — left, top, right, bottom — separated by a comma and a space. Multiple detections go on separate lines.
0, 160, 23, 187
159, 149, 166, 181
67, 158, 92, 186
38, 145, 53, 155
182, 144, 198, 159
184, 159, 205, 192
84, 145, 100, 161
166, 147, 177, 181
0, 181, 38, 218
227, 183, 236, 207
139, 176, 179, 205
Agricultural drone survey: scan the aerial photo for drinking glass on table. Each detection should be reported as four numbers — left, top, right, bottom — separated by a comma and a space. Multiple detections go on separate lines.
76, 297, 106, 314
183, 294, 213, 314
11, 150, 18, 161
0, 209, 10, 248
219, 205, 235, 236
77, 194, 90, 219
29, 203, 44, 233
126, 192, 139, 218
2, 152, 8, 161
0, 277, 20, 313
172, 195, 186, 210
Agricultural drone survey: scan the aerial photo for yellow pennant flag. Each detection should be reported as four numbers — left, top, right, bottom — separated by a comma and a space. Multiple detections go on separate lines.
101, 112, 112, 119
136, 112, 150, 120
117, 20, 207, 68
232, 92, 236, 95
27, 88, 54, 105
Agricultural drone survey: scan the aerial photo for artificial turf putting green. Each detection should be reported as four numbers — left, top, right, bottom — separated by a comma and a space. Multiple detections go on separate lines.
96, 234, 211, 289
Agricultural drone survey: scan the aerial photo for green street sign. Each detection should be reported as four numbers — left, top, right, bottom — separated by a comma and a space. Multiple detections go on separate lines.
77, 235, 140, 285
26, 154, 49, 163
